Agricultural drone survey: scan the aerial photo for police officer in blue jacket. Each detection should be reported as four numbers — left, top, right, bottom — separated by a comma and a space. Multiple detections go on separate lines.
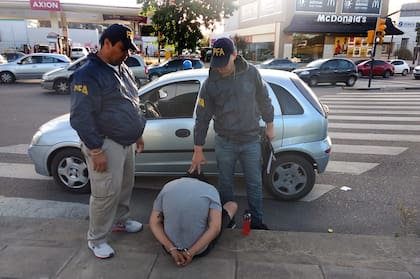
190, 37, 275, 230
70, 24, 147, 259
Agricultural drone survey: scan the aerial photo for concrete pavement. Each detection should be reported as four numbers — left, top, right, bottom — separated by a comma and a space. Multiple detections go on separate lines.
0, 216, 419, 279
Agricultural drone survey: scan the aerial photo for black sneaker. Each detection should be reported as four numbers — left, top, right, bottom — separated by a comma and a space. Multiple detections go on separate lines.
227, 218, 236, 229
251, 222, 269, 230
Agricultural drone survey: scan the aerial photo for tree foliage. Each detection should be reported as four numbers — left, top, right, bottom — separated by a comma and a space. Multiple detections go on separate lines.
139, 0, 237, 54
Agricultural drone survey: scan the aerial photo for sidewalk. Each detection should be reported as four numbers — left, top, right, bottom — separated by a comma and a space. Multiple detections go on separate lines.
0, 216, 419, 279
344, 77, 420, 91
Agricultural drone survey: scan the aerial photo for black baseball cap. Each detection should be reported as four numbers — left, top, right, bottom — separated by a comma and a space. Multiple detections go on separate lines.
210, 37, 235, 68
101, 24, 138, 51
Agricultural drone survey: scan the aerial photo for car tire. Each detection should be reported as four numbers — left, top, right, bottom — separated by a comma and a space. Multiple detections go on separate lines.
0, 71, 16, 84
415, 76, 420, 80
308, 76, 318, 87
51, 148, 90, 194
346, 76, 356, 87
264, 154, 315, 201
383, 70, 391, 78
402, 69, 408, 76
53, 78, 70, 94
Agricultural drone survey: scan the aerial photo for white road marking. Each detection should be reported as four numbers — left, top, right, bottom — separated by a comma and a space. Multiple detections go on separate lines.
332, 144, 407, 155
0, 144, 29, 155
331, 109, 420, 115
329, 115, 420, 121
0, 195, 88, 219
326, 161, 379, 175
330, 132, 420, 143
328, 105, 420, 110
0, 162, 51, 180
329, 122, 420, 131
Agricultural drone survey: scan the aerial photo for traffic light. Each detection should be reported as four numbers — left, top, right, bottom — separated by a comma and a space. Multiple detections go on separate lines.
375, 18, 386, 44
367, 30, 375, 44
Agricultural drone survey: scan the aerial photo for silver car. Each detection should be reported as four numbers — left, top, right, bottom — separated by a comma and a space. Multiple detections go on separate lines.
0, 53, 71, 83
28, 69, 331, 200
41, 54, 148, 93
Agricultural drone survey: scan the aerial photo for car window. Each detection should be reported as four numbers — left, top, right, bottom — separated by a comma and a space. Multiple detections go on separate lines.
168, 60, 183, 69
41, 56, 58, 63
268, 82, 303, 115
290, 76, 326, 117
141, 80, 200, 118
337, 59, 353, 70
125, 57, 140, 67
191, 60, 202, 68
21, 56, 38, 64
322, 60, 336, 70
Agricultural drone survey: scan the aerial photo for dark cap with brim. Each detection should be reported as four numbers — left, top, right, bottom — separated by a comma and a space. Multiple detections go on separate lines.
210, 37, 235, 68
101, 24, 138, 51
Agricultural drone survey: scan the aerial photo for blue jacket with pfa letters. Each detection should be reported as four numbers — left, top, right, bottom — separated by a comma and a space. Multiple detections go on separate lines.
70, 53, 146, 150
194, 55, 274, 146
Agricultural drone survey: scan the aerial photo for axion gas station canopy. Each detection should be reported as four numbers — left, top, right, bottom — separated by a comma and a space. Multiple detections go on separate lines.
0, 0, 146, 24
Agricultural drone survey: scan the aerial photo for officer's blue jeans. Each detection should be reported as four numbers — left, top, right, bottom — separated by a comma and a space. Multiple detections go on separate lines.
215, 135, 263, 224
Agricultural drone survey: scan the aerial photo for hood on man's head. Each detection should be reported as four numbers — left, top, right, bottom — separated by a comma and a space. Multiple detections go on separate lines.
101, 24, 138, 51
210, 37, 235, 68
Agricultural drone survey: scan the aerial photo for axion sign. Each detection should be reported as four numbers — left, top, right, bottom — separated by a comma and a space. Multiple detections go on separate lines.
30, 0, 61, 11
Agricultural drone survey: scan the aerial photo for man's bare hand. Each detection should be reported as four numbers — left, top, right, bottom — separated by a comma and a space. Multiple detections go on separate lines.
189, 145, 207, 174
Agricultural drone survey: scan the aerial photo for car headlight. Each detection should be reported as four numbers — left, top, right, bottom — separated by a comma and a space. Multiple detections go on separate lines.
30, 130, 42, 145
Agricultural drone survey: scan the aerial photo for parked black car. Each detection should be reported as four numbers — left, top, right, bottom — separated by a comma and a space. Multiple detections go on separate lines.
256, 58, 299, 71
292, 58, 358, 87
147, 57, 204, 80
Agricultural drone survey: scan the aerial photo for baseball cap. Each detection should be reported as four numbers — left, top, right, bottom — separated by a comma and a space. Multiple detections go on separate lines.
101, 24, 138, 51
210, 37, 235, 68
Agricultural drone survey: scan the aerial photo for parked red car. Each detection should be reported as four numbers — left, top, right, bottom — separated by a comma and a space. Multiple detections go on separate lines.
357, 59, 395, 78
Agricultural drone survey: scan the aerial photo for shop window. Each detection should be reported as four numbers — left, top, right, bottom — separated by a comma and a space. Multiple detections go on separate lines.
292, 34, 324, 63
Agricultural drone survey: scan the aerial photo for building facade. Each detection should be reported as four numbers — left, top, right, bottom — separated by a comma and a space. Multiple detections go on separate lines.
221, 0, 403, 62
395, 3, 420, 59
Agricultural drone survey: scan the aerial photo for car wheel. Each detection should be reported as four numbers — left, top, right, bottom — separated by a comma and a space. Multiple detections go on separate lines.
415, 76, 420, 80
346, 76, 356, 87
402, 69, 408, 76
308, 76, 317, 87
0, 71, 16, 84
264, 154, 315, 201
383, 70, 391, 78
150, 74, 159, 80
51, 148, 90, 194
53, 78, 70, 94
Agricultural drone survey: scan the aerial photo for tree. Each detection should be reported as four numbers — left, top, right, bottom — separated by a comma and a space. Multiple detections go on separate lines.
139, 0, 237, 55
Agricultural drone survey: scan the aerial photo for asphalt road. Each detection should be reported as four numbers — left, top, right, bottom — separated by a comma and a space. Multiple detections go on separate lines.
0, 76, 419, 237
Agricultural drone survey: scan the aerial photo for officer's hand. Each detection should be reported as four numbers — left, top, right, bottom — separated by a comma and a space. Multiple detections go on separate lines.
136, 136, 145, 153
189, 146, 207, 174
265, 123, 275, 141
92, 153, 107, 172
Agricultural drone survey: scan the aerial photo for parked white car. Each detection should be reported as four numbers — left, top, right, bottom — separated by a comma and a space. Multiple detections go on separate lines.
389, 59, 410, 76
70, 47, 89, 60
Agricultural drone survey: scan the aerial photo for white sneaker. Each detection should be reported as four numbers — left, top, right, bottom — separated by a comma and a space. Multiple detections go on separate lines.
88, 241, 115, 259
112, 220, 143, 233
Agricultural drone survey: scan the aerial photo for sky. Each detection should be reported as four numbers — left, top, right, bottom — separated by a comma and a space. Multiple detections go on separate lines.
389, 0, 419, 18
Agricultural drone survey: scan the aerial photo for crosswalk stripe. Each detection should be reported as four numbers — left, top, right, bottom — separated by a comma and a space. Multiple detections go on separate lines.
323, 97, 420, 101
327, 105, 420, 110
330, 132, 420, 142
330, 109, 420, 115
323, 101, 420, 105
336, 92, 420, 95
329, 122, 420, 131
332, 144, 407, 155
326, 161, 379, 175
0, 162, 50, 180
0, 195, 88, 219
0, 144, 29, 155
329, 115, 420, 121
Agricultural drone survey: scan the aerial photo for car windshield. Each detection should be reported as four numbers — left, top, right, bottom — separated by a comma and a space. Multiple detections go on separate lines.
306, 59, 327, 68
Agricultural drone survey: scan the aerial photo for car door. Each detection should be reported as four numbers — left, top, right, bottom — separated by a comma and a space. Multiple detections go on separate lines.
318, 59, 336, 83
13, 55, 42, 79
135, 78, 218, 175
